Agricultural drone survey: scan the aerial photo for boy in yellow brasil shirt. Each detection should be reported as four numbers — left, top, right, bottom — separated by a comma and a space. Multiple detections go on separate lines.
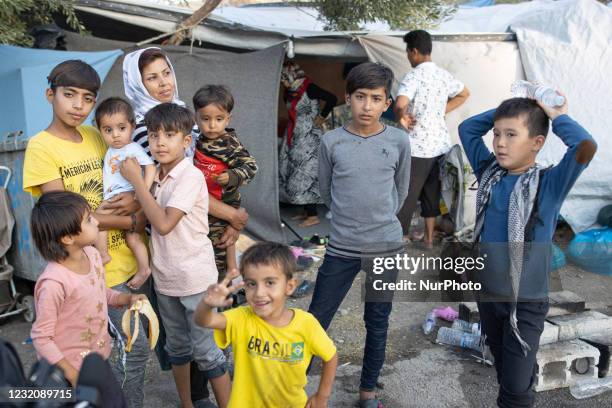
196, 242, 338, 407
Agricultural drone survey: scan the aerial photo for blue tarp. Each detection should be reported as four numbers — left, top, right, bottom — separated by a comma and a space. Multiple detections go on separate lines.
0, 45, 122, 139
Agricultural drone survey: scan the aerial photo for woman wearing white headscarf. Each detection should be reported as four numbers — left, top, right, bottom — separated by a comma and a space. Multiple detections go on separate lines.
123, 47, 191, 156
121, 47, 246, 407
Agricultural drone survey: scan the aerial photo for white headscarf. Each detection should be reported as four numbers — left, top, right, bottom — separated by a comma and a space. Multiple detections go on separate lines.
123, 47, 185, 123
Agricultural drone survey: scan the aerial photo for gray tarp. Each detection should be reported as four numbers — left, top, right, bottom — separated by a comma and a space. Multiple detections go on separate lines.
64, 33, 287, 242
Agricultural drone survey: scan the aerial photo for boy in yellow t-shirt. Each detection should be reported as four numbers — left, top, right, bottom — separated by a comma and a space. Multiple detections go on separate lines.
196, 242, 338, 408
22, 60, 149, 408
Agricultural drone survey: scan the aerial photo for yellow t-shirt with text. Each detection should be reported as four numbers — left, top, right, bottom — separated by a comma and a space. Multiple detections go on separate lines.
23, 125, 137, 287
215, 306, 336, 408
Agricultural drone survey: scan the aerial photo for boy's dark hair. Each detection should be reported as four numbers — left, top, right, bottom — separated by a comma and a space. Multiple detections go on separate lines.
403, 30, 432, 55
138, 48, 168, 75
31, 191, 91, 262
239, 242, 296, 280
144, 103, 194, 134
47, 60, 101, 95
192, 85, 234, 113
95, 97, 136, 127
494, 98, 550, 137
346, 62, 394, 98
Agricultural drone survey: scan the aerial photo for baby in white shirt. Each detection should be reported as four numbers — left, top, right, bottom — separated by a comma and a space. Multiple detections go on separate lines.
95, 97, 155, 289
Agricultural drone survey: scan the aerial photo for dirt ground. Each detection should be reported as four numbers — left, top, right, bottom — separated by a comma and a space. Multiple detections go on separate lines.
2, 254, 612, 408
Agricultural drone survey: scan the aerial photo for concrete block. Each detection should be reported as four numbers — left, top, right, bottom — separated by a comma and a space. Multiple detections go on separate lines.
459, 302, 479, 323
535, 339, 600, 392
581, 329, 612, 378
547, 291, 586, 317
547, 311, 612, 341
540, 321, 559, 345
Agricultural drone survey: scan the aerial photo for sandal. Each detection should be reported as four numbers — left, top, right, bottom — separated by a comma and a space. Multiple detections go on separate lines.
290, 280, 314, 298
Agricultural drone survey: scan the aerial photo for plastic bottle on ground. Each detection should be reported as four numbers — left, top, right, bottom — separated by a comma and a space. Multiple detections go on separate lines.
422, 311, 437, 335
569, 377, 612, 399
451, 319, 481, 336
436, 327, 483, 351
511, 80, 565, 107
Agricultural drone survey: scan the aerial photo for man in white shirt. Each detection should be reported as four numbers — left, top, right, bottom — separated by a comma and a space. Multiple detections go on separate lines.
394, 30, 470, 247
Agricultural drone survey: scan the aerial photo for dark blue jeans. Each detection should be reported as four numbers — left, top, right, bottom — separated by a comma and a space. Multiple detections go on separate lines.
478, 301, 548, 408
308, 254, 392, 391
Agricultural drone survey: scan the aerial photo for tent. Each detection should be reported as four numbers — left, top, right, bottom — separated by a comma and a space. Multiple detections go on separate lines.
72, 0, 610, 234
2, 0, 609, 278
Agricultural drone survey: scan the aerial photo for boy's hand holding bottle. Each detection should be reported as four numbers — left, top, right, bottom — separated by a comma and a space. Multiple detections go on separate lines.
536, 90, 568, 120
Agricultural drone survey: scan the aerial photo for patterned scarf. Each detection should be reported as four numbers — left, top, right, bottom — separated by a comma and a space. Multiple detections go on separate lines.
473, 159, 542, 356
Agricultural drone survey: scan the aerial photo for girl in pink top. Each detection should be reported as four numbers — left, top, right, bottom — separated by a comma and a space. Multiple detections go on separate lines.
30, 191, 146, 386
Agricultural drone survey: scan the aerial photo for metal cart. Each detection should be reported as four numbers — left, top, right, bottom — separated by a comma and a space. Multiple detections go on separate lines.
0, 165, 35, 322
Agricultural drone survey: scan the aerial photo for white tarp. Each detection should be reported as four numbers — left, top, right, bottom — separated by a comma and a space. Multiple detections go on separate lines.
510, 0, 612, 232
433, 0, 574, 33
362, 0, 612, 233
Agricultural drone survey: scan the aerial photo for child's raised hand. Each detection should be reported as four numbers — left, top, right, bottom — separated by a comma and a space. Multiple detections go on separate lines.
536, 90, 568, 121
203, 269, 244, 308
120, 157, 143, 183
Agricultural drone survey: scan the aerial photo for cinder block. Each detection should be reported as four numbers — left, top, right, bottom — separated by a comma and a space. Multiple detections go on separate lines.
581, 330, 612, 378
547, 311, 612, 341
547, 291, 586, 317
459, 302, 479, 323
540, 321, 559, 345
535, 339, 600, 392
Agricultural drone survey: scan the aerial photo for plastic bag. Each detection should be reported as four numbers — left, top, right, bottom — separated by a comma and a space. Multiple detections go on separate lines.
568, 228, 612, 275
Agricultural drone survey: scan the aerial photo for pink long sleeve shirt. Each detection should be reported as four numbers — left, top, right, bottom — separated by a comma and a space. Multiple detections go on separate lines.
31, 246, 122, 371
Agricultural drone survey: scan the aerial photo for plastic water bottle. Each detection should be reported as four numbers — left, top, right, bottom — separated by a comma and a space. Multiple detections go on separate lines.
569, 377, 612, 399
436, 327, 483, 351
451, 319, 481, 336
422, 311, 436, 335
511, 80, 565, 107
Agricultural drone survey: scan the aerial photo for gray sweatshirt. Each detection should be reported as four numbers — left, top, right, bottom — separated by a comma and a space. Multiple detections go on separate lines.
319, 125, 411, 258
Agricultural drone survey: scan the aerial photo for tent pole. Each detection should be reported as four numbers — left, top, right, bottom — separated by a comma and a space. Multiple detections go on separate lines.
280, 219, 303, 241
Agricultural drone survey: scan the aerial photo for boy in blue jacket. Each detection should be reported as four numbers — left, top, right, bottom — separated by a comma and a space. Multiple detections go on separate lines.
459, 95, 596, 407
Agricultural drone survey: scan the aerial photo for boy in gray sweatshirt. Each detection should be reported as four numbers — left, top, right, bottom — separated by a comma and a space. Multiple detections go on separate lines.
308, 62, 411, 408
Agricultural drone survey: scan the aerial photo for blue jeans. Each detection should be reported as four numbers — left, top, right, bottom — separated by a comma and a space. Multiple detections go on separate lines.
308, 254, 392, 391
108, 282, 150, 408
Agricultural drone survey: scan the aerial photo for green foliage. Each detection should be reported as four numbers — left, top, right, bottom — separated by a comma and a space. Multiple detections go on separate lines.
0, 0, 85, 47
304, 0, 457, 31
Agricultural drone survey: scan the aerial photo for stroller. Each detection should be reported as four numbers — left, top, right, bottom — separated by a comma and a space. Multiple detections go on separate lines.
0, 165, 35, 322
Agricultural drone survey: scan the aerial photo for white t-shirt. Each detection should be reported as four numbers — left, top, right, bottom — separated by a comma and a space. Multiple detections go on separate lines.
102, 142, 154, 200
396, 62, 464, 158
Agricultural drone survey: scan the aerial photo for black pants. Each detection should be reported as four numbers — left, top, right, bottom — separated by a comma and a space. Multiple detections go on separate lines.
397, 156, 442, 235
478, 301, 549, 408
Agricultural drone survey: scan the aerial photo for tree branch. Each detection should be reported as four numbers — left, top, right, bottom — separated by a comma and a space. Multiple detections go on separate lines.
166, 0, 223, 46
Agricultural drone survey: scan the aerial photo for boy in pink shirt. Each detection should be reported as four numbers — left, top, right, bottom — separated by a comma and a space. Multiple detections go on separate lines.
120, 103, 230, 408
30, 191, 146, 386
